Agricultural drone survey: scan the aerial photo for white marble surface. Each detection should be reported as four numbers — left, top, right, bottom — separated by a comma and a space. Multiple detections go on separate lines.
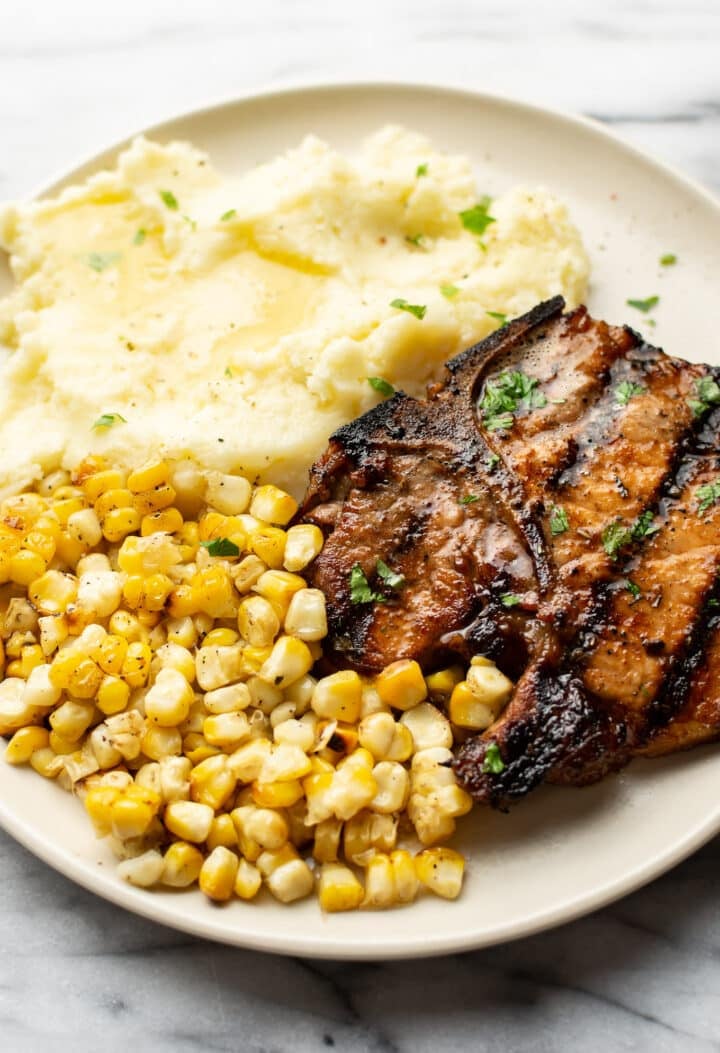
2, 0, 720, 1049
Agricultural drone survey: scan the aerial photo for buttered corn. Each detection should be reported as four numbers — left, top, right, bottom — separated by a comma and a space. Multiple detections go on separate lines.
0, 456, 509, 914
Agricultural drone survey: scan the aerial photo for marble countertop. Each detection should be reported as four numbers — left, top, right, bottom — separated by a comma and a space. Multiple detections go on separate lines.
2, 1, 720, 1049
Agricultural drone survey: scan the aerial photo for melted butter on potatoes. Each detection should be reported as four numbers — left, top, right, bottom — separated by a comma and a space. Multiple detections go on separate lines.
0, 126, 589, 499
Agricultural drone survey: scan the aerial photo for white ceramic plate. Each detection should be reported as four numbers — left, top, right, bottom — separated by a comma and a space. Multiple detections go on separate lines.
1, 82, 720, 960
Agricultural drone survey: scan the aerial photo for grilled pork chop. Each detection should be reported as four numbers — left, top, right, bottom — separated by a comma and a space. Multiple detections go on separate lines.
301, 297, 720, 806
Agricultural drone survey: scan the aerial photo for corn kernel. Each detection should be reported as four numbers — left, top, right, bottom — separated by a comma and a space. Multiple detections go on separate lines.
251, 778, 304, 808
121, 641, 152, 688
415, 847, 465, 900
164, 800, 214, 843
145, 667, 194, 726
282, 524, 324, 572
162, 841, 204, 887
102, 506, 142, 542
205, 472, 252, 516
22, 528, 56, 563
83, 469, 125, 503
30, 746, 64, 778
391, 849, 419, 903
4, 725, 50, 765
237, 595, 280, 647
141, 724, 183, 761
132, 484, 176, 517
94, 488, 134, 520
313, 817, 343, 863
318, 862, 364, 912
234, 858, 262, 899
344, 811, 397, 866
110, 786, 161, 840
206, 813, 238, 852
425, 665, 465, 698
190, 754, 237, 810
311, 671, 362, 723
117, 850, 165, 888
199, 847, 239, 902
141, 506, 184, 536
363, 853, 396, 909
95, 635, 129, 677
258, 635, 313, 689
284, 589, 327, 642
66, 508, 103, 548
250, 485, 298, 526
400, 702, 453, 750
9, 549, 47, 586
127, 459, 170, 494
231, 554, 266, 594
375, 659, 427, 711
204, 681, 251, 714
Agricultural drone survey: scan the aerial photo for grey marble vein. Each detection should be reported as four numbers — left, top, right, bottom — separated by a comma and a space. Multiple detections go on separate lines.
1, 1, 720, 1050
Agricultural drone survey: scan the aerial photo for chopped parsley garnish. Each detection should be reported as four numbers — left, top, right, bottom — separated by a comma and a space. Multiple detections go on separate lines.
486, 310, 508, 326
367, 376, 395, 397
376, 559, 405, 591
615, 380, 645, 406
133, 229, 146, 245
200, 537, 240, 557
224, 366, 233, 378
390, 298, 427, 320
626, 295, 659, 313
479, 370, 546, 432
93, 412, 127, 429
688, 375, 720, 417
549, 505, 569, 536
459, 196, 495, 237
85, 252, 121, 272
626, 580, 642, 601
159, 189, 179, 210
405, 234, 425, 248
500, 593, 521, 607
482, 743, 505, 774
697, 481, 720, 514
220, 209, 237, 221
349, 564, 385, 605
602, 511, 659, 559
660, 253, 677, 266
487, 453, 500, 471
416, 163, 428, 177
440, 283, 460, 299
459, 494, 480, 506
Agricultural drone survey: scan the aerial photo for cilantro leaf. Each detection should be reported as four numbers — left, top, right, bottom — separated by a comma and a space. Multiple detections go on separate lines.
376, 559, 405, 590
602, 520, 632, 559
224, 366, 233, 378
93, 412, 127, 429
626, 295, 659, 313
479, 370, 544, 432
200, 537, 240, 557
159, 189, 179, 210
500, 593, 521, 607
626, 580, 642, 601
416, 163, 428, 177
482, 743, 505, 774
85, 252, 121, 272
220, 209, 237, 221
487, 453, 500, 471
549, 505, 569, 536
440, 283, 460, 299
349, 564, 385, 605
697, 481, 720, 514
459, 494, 480, 506
632, 510, 660, 540
459, 196, 496, 237
660, 253, 677, 266
405, 234, 425, 248
390, 298, 427, 320
615, 380, 645, 406
367, 376, 395, 397
133, 229, 146, 245
486, 310, 508, 326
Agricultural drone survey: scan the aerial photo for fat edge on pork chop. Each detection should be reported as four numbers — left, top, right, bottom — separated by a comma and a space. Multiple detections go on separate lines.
300, 297, 720, 807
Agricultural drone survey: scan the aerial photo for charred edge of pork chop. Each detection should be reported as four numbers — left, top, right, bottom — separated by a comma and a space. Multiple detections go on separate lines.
455, 395, 720, 805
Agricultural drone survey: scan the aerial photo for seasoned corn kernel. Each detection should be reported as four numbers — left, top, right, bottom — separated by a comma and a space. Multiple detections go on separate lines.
415, 847, 465, 900
282, 524, 324, 572
318, 863, 364, 912
162, 842, 204, 887
375, 659, 427, 711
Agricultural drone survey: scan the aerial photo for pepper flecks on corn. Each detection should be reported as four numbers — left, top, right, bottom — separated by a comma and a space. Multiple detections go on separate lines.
0, 456, 509, 912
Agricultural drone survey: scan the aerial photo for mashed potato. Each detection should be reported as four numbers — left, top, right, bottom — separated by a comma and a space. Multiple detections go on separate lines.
0, 126, 589, 498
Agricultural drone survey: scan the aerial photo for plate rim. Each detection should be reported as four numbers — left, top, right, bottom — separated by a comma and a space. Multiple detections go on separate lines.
2, 78, 720, 960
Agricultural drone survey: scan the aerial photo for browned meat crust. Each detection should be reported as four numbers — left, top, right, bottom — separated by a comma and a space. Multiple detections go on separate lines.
300, 297, 720, 806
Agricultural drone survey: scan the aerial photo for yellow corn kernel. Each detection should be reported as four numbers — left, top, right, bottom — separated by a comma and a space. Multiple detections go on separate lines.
49, 699, 95, 742
122, 575, 144, 609
448, 681, 494, 730
203, 711, 250, 750
237, 806, 289, 851
257, 635, 313, 689
196, 511, 228, 541
190, 754, 237, 810
66, 508, 102, 548
23, 529, 57, 563
183, 733, 221, 766
282, 524, 323, 573
5, 659, 22, 678
363, 853, 396, 909
318, 862, 364, 912
283, 588, 327, 643
206, 813, 238, 852
390, 849, 419, 903
108, 611, 147, 644
29, 747, 63, 778
370, 761, 410, 814
343, 810, 397, 866
141, 573, 175, 612
251, 778, 304, 809
127, 459, 170, 494
400, 702, 453, 751
95, 634, 128, 677
161, 841, 204, 887
192, 566, 235, 618
144, 667, 193, 726
234, 858, 262, 900
313, 817, 343, 863
94, 488, 134, 521
425, 665, 465, 698
201, 627, 239, 649
49, 730, 81, 756
226, 738, 272, 783
141, 506, 184, 536
328, 762, 378, 822
252, 569, 306, 618
240, 646, 273, 678
166, 616, 198, 649
20, 644, 44, 679
51, 496, 85, 526
375, 659, 428, 711
302, 771, 334, 825
37, 468, 71, 497
49, 651, 103, 699
311, 670, 362, 723
237, 595, 280, 648
110, 786, 161, 841
167, 584, 199, 619
132, 484, 176, 517
257, 844, 314, 903
165, 799, 215, 843
231, 553, 266, 593
82, 468, 125, 503
102, 507, 141, 543
4, 725, 50, 765
121, 641, 152, 688
54, 531, 86, 568
84, 785, 122, 836
250, 484, 298, 526
141, 723, 182, 761
415, 846, 465, 900
248, 526, 284, 569
95, 674, 130, 716
463, 657, 513, 715
357, 712, 413, 762
9, 549, 47, 586
199, 846, 239, 902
